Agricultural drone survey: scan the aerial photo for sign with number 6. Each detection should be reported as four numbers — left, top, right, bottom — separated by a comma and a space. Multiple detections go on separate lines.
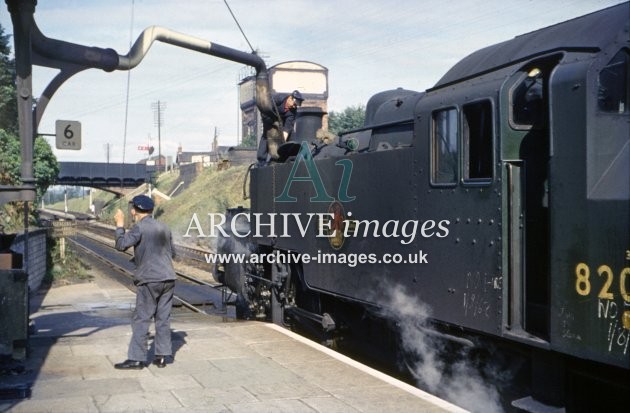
55, 120, 81, 150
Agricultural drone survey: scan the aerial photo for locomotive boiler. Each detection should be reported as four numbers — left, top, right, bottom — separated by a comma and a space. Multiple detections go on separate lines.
217, 3, 630, 411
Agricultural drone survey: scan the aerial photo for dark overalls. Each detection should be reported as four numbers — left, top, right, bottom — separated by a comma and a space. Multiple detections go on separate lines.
115, 216, 177, 361
256, 93, 298, 165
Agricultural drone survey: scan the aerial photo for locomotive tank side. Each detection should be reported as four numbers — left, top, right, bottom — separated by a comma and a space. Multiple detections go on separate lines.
220, 3, 630, 411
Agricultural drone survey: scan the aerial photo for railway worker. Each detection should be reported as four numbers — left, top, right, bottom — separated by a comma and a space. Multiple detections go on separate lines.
256, 89, 304, 166
112, 194, 177, 370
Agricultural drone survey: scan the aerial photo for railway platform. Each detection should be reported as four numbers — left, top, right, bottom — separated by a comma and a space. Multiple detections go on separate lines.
0, 267, 466, 413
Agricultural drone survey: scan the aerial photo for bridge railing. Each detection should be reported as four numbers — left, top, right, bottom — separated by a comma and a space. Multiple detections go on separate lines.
56, 162, 156, 187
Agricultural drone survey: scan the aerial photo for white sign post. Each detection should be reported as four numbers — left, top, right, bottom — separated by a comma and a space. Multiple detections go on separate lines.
55, 120, 81, 150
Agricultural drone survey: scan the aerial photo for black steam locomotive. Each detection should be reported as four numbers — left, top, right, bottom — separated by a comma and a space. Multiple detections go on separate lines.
218, 3, 629, 411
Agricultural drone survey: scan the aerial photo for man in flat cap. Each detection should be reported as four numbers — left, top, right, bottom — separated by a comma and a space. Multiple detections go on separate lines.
257, 89, 305, 166
113, 195, 176, 369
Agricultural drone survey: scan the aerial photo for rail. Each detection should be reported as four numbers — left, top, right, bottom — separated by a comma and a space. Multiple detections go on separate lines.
67, 223, 232, 315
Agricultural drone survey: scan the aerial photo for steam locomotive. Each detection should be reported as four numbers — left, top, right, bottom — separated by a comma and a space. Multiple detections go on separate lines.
218, 3, 629, 411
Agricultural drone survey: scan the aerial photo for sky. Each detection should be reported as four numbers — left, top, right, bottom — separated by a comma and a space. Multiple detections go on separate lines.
0, 0, 625, 164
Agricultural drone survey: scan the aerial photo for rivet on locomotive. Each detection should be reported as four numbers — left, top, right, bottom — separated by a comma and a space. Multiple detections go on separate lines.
216, 3, 630, 412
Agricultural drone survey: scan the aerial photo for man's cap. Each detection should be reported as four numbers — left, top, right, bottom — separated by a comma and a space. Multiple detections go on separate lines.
291, 90, 304, 101
131, 195, 154, 211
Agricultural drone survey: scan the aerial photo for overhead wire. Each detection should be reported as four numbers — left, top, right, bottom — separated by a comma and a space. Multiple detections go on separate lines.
102, 0, 257, 154
220, 0, 262, 141
222, 0, 255, 53
121, 0, 135, 166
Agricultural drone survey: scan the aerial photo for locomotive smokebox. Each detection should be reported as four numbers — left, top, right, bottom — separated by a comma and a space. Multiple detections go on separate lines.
296, 106, 325, 141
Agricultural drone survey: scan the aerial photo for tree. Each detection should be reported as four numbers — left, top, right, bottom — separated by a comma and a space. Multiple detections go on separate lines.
0, 22, 59, 202
0, 24, 18, 134
328, 104, 365, 136
0, 129, 59, 197
33, 135, 59, 198
238, 132, 257, 148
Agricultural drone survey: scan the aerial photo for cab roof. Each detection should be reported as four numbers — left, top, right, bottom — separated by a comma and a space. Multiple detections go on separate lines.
432, 2, 630, 90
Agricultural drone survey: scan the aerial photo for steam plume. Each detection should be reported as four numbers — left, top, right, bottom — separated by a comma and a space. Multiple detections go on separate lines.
380, 284, 504, 413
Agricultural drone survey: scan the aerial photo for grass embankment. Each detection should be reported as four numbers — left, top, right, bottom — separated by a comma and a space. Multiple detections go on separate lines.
157, 164, 251, 249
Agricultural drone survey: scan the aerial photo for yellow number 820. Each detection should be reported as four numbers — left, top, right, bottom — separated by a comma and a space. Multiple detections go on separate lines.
575, 262, 630, 302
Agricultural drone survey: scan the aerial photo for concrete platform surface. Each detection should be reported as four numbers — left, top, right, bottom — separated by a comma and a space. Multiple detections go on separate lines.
0, 271, 467, 413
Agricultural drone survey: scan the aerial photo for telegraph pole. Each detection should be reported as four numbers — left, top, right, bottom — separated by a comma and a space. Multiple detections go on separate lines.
104, 143, 111, 163
151, 100, 166, 172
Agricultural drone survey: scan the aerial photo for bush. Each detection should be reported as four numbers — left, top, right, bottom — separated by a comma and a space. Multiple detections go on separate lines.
45, 236, 92, 285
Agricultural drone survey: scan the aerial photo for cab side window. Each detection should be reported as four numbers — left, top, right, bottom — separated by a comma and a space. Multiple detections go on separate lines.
431, 108, 458, 185
463, 100, 493, 181
598, 49, 629, 113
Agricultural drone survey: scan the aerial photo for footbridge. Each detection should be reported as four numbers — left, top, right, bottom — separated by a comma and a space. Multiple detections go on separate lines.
56, 162, 156, 194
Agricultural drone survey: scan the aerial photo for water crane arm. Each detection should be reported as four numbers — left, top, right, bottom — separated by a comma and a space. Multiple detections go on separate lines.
117, 25, 261, 71
114, 25, 275, 124
29, 21, 275, 123
3, 0, 277, 207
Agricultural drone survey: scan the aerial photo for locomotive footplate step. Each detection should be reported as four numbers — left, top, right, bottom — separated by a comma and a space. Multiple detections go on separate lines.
0, 384, 31, 401
173, 283, 220, 307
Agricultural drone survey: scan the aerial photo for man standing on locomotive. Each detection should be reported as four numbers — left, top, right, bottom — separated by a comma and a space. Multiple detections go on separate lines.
112, 195, 177, 370
256, 89, 304, 166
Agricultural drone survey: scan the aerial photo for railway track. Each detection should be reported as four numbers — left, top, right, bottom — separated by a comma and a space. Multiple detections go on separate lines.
67, 221, 235, 316
85, 221, 214, 272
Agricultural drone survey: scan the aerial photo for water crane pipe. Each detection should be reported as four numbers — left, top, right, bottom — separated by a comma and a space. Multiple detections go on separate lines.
29, 21, 276, 125
4, 0, 278, 207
